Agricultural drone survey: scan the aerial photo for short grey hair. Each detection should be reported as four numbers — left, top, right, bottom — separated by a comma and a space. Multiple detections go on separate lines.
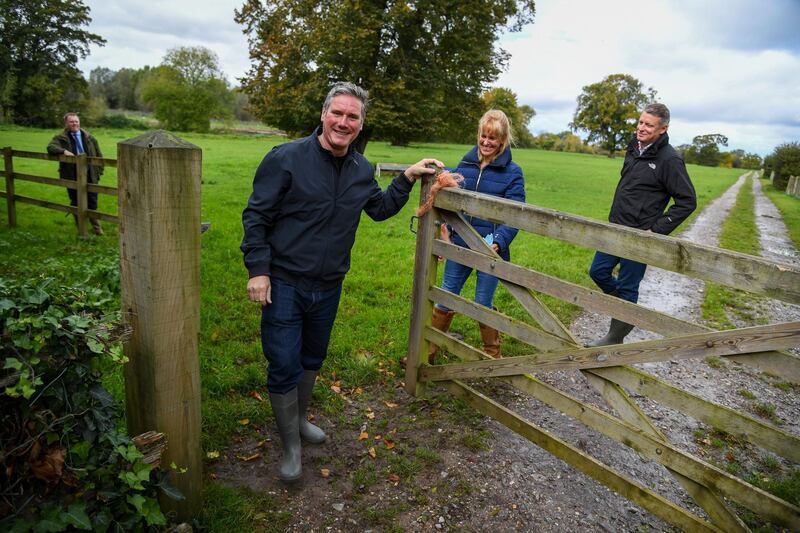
643, 103, 670, 126
322, 82, 369, 121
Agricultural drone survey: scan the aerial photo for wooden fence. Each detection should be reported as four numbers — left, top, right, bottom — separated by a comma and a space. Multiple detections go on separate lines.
0, 146, 118, 236
405, 171, 800, 531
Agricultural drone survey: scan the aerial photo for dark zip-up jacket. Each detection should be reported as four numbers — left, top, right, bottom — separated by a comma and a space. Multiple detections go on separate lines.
450, 145, 525, 261
46, 128, 104, 183
241, 128, 414, 290
609, 133, 696, 235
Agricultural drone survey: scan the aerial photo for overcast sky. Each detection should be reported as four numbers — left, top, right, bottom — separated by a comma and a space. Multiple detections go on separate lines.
79, 0, 800, 155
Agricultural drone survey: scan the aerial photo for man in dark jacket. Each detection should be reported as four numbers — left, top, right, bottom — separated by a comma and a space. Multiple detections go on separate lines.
587, 103, 696, 347
241, 81, 442, 482
46, 113, 105, 235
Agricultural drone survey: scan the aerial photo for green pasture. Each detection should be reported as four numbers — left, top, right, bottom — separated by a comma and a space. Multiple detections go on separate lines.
0, 124, 746, 529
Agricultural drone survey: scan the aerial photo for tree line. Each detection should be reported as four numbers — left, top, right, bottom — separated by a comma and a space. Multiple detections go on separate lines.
0, 0, 788, 172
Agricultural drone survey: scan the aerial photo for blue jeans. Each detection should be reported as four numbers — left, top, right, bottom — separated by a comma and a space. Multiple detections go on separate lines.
436, 259, 500, 312
589, 251, 647, 303
260, 277, 342, 393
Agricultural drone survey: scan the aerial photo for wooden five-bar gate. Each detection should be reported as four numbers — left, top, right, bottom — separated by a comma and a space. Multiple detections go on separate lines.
404, 171, 800, 531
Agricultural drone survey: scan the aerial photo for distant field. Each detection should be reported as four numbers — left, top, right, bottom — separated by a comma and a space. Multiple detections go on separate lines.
0, 124, 743, 450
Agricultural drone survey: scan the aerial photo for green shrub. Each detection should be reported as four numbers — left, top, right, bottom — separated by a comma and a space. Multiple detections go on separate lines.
0, 276, 181, 531
94, 113, 150, 130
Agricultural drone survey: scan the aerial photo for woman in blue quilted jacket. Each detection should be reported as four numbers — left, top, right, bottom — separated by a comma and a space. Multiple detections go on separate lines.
429, 109, 526, 361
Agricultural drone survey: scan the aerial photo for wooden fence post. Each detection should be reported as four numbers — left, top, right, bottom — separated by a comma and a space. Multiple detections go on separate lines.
75, 154, 88, 237
3, 147, 15, 226
405, 174, 440, 396
117, 131, 202, 521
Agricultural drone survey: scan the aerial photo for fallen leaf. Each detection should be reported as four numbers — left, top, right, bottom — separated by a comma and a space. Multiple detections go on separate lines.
385, 440, 396, 450
366, 411, 375, 420
238, 418, 250, 425
30, 447, 65, 483
384, 401, 398, 408
368, 447, 376, 459
206, 451, 220, 459
431, 486, 437, 493
374, 435, 382, 441
320, 468, 330, 477
359, 431, 369, 441
211, 331, 219, 342
388, 473, 400, 483
209, 472, 217, 480
256, 439, 270, 448
248, 390, 264, 402
237, 453, 260, 462
353, 387, 364, 395
331, 385, 341, 394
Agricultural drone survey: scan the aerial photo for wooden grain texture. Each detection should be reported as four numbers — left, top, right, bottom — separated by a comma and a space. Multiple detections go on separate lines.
434, 188, 800, 304
405, 173, 440, 396
118, 130, 203, 520
589, 366, 800, 462
431, 238, 800, 381
3, 147, 15, 226
441, 210, 578, 344
583, 372, 748, 532
421, 321, 800, 380
441, 380, 722, 533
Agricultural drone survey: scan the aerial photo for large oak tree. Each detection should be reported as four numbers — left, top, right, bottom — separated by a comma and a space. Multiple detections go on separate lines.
235, 0, 535, 147
570, 73, 656, 156
0, 0, 105, 126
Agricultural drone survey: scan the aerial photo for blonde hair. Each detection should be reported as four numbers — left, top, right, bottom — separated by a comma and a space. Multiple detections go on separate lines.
477, 109, 513, 163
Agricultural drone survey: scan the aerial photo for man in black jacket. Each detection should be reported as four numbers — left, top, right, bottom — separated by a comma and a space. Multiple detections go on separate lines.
241, 81, 442, 482
587, 103, 696, 347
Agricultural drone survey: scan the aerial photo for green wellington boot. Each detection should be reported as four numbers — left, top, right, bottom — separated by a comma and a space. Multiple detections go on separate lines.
586, 318, 635, 347
296, 370, 326, 444
268, 389, 302, 482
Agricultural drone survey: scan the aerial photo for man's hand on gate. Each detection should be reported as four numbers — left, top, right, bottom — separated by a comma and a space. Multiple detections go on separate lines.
63, 150, 75, 157
404, 158, 445, 182
248, 275, 272, 306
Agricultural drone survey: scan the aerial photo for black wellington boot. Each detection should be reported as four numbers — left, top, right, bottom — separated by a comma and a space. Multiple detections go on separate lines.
585, 318, 635, 347
297, 370, 326, 444
269, 389, 302, 482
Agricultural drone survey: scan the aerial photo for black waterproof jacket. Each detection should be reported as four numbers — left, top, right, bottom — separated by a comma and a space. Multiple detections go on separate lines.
241, 128, 414, 290
609, 133, 696, 235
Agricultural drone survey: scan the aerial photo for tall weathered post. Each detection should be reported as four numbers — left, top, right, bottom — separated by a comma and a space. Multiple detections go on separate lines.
117, 131, 202, 521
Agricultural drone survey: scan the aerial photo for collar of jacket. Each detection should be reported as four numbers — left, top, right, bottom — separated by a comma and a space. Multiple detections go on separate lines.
627, 132, 669, 158
462, 145, 513, 168
312, 125, 360, 165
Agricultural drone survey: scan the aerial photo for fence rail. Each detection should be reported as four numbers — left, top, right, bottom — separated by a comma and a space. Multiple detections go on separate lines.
1, 146, 118, 236
406, 170, 800, 531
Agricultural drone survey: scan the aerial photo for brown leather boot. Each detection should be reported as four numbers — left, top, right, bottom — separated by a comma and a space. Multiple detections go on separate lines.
479, 323, 501, 358
427, 307, 455, 364
90, 218, 104, 236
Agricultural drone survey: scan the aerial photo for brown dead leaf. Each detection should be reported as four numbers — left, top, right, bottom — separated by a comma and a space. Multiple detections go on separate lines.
30, 447, 65, 483
359, 431, 369, 441
374, 435, 382, 441
209, 472, 218, 480
366, 411, 375, 420
237, 453, 261, 462
247, 390, 264, 402
368, 447, 376, 459
385, 439, 396, 450
320, 468, 330, 478
353, 387, 364, 395
388, 473, 400, 483
384, 401, 398, 409
331, 384, 342, 394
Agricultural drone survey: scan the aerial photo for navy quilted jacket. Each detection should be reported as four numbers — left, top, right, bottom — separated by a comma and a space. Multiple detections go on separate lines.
450, 145, 526, 260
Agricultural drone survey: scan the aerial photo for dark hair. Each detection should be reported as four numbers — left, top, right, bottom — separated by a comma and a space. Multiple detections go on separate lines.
643, 103, 670, 126
63, 112, 80, 123
322, 82, 369, 121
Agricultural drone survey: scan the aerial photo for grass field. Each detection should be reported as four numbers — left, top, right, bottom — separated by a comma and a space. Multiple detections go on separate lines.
0, 124, 746, 528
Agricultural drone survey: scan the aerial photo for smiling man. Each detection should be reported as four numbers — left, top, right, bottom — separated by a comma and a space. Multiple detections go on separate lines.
241, 81, 442, 482
586, 103, 696, 347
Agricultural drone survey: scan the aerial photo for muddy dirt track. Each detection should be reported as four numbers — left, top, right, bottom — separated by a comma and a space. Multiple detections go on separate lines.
214, 173, 798, 532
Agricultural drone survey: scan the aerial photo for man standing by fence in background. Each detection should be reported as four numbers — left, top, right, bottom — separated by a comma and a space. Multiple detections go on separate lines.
47, 112, 104, 235
587, 103, 696, 346
241, 81, 443, 483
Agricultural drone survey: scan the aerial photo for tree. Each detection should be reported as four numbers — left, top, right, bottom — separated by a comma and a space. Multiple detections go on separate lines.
0, 0, 105, 126
689, 133, 728, 167
235, 0, 536, 147
140, 46, 233, 132
769, 142, 800, 190
481, 87, 536, 147
570, 74, 656, 156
